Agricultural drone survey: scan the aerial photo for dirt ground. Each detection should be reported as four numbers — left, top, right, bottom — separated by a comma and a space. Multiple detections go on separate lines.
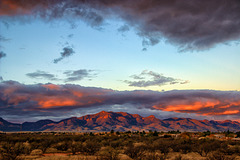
18, 152, 240, 160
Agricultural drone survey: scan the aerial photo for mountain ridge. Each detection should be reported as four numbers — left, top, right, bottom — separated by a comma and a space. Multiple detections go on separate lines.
1, 111, 240, 132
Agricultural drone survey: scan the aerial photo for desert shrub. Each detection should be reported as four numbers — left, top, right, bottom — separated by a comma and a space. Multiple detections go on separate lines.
206, 151, 236, 160
70, 141, 83, 155
195, 139, 221, 156
179, 143, 192, 154
236, 132, 240, 138
30, 141, 40, 150
38, 139, 53, 153
82, 140, 101, 155
21, 142, 32, 155
220, 145, 240, 155
55, 141, 70, 151
170, 139, 195, 154
97, 146, 119, 160
151, 139, 170, 155
170, 140, 182, 152
124, 143, 146, 159
174, 154, 184, 160
110, 139, 123, 149
144, 152, 166, 160
30, 149, 43, 156
0, 142, 26, 160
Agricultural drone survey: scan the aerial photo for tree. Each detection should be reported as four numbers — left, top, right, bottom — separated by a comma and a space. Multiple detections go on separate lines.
236, 131, 240, 138
153, 131, 159, 136
111, 130, 115, 134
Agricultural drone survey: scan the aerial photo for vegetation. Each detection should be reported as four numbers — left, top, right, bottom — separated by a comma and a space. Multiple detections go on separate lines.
0, 131, 240, 160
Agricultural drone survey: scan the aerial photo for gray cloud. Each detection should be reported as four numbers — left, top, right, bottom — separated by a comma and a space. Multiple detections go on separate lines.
26, 69, 97, 82
54, 46, 75, 63
1, 0, 240, 51
125, 70, 189, 87
68, 34, 74, 38
64, 69, 96, 82
0, 77, 3, 81
0, 36, 11, 55
26, 70, 59, 81
117, 24, 130, 33
0, 51, 7, 59
0, 36, 9, 59
0, 81, 239, 121
0, 35, 10, 42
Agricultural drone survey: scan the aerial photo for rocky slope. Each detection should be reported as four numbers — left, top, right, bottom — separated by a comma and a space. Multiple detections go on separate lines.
1, 111, 240, 132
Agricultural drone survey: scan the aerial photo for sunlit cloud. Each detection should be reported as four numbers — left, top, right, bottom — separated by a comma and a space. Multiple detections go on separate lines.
0, 81, 239, 121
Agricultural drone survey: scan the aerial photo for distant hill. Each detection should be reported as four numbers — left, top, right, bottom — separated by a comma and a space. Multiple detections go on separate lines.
0, 117, 21, 131
1, 111, 240, 132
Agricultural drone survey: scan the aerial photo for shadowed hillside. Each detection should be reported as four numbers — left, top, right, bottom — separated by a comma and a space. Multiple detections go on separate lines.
1, 111, 240, 132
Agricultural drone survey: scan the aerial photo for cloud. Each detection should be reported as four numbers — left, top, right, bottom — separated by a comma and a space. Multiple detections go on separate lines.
2, 0, 240, 51
117, 24, 130, 33
54, 46, 75, 63
0, 51, 7, 59
68, 34, 74, 38
125, 70, 189, 87
64, 69, 95, 82
26, 69, 97, 82
0, 81, 240, 121
0, 77, 3, 81
0, 35, 10, 42
0, 36, 10, 55
26, 70, 59, 81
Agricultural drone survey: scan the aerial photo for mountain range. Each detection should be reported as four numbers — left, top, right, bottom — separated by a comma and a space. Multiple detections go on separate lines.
1, 111, 240, 132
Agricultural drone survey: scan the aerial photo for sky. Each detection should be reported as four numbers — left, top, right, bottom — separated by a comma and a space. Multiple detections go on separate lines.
0, 0, 240, 122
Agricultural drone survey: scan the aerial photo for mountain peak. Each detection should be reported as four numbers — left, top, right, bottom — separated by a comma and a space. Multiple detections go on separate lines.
1, 111, 240, 132
98, 111, 109, 114
148, 115, 156, 118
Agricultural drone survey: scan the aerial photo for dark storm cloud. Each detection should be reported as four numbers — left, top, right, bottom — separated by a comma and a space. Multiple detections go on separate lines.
0, 51, 7, 59
26, 70, 58, 81
0, 81, 240, 121
64, 69, 96, 82
1, 0, 240, 50
54, 46, 75, 63
125, 70, 189, 87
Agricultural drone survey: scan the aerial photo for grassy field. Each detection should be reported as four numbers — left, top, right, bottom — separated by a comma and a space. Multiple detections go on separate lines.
0, 131, 240, 160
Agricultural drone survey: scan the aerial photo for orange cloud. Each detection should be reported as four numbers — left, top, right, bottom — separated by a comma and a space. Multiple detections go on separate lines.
204, 110, 240, 116
153, 100, 219, 112
153, 100, 240, 116
42, 84, 61, 90
0, 0, 33, 15
38, 99, 78, 108
1, 81, 240, 120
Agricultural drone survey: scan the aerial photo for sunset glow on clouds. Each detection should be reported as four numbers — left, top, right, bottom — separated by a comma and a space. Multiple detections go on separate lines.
0, 81, 240, 121
0, 0, 239, 122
